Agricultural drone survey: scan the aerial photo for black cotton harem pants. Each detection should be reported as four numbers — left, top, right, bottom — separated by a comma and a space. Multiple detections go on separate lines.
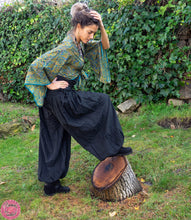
38, 84, 124, 183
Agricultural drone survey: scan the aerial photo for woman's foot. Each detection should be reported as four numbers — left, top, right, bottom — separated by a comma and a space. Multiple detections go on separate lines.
44, 180, 70, 196
116, 147, 133, 156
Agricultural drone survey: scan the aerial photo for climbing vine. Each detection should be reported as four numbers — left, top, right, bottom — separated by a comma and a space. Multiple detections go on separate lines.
0, 0, 190, 105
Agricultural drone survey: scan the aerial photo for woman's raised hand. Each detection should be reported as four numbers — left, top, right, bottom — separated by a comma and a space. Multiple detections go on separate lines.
90, 11, 104, 27
90, 10, 110, 49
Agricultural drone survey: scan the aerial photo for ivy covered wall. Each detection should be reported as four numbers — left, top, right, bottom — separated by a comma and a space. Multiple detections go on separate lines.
0, 0, 190, 106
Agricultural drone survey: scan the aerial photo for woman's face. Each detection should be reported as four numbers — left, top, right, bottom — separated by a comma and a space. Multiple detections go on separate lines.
77, 24, 98, 44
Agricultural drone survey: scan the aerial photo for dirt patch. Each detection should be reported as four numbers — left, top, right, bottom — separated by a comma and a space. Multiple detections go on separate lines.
158, 117, 191, 129
92, 182, 149, 210
40, 182, 149, 219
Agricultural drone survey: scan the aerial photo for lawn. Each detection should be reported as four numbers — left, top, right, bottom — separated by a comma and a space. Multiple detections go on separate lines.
0, 101, 191, 220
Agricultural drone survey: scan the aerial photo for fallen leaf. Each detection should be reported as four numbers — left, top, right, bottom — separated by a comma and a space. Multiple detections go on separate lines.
31, 125, 36, 131
109, 211, 117, 217
134, 206, 139, 210
140, 178, 145, 183
140, 128, 145, 131
141, 190, 149, 196
0, 182, 6, 185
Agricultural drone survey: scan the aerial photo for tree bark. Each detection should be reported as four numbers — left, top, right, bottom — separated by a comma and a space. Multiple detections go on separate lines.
91, 156, 142, 201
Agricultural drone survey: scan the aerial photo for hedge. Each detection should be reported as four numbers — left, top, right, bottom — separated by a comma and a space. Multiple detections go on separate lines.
0, 0, 190, 106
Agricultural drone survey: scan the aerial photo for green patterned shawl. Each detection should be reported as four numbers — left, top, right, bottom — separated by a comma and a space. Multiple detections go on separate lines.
24, 34, 110, 107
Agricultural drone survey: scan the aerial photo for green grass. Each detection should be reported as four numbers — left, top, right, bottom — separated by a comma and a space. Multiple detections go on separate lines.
0, 102, 38, 124
0, 102, 191, 219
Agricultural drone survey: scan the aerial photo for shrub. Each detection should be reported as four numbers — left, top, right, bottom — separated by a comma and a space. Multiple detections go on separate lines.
0, 0, 190, 106
87, 0, 191, 105
0, 1, 72, 103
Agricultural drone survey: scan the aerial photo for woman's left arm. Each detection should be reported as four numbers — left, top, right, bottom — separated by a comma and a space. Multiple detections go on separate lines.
90, 11, 110, 50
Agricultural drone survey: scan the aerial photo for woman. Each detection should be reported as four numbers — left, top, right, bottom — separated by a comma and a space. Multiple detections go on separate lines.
25, 2, 132, 196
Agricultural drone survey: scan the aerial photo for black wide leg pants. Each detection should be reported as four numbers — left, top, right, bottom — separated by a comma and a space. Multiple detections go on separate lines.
38, 86, 124, 183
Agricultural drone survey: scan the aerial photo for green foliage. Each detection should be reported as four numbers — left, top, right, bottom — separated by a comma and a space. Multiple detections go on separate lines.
0, 0, 191, 105
87, 0, 191, 105
0, 1, 72, 103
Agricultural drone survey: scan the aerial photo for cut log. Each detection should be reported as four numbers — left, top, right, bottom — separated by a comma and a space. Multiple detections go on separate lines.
91, 156, 142, 201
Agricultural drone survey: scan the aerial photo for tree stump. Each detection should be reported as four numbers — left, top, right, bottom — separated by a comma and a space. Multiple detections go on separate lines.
91, 156, 142, 201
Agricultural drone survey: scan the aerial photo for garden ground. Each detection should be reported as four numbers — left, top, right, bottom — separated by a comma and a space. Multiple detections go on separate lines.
0, 102, 191, 219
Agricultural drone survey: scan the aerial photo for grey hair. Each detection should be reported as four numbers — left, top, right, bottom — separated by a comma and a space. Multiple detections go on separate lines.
70, 2, 88, 18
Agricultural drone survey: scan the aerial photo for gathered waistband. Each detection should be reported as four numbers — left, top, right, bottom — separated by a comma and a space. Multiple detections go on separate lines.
56, 75, 78, 87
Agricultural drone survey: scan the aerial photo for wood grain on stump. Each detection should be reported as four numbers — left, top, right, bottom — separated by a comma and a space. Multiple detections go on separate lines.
91, 156, 142, 201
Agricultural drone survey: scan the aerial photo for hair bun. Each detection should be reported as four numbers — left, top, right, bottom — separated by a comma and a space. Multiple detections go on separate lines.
70, 2, 88, 17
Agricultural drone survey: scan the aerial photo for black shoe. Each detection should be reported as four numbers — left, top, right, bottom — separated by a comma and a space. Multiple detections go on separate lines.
44, 180, 70, 196
116, 147, 133, 156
